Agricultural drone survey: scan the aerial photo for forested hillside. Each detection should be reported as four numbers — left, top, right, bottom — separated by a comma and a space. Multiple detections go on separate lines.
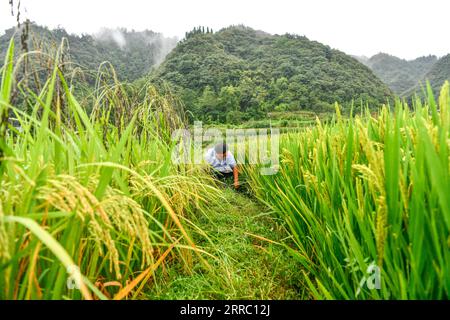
356, 52, 450, 98
359, 53, 437, 95
0, 22, 178, 83
152, 25, 392, 123
1, 23, 395, 124
418, 54, 450, 94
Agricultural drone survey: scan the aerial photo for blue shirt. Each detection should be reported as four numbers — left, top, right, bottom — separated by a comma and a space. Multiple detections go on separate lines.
204, 148, 237, 173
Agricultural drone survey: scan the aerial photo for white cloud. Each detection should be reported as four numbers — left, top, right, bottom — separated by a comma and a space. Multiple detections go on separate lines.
1, 0, 449, 60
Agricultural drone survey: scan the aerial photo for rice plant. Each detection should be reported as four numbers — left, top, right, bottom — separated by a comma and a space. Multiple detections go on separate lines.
246, 83, 450, 299
0, 38, 219, 300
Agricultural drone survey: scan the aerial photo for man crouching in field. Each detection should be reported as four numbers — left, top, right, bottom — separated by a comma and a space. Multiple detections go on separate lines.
204, 142, 239, 189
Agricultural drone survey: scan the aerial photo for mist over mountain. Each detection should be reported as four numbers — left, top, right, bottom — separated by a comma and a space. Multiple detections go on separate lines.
352, 55, 369, 64
0, 22, 178, 83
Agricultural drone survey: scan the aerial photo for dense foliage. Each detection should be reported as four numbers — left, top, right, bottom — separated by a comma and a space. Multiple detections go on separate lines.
152, 25, 392, 123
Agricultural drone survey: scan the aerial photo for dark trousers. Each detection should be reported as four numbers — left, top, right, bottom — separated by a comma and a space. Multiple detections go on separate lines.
212, 170, 233, 181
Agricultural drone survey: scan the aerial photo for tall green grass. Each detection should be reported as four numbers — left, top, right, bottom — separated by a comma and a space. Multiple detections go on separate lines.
0, 38, 218, 300
246, 83, 450, 299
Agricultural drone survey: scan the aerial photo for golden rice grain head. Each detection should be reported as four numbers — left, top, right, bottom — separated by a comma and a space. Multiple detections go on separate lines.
36, 174, 122, 278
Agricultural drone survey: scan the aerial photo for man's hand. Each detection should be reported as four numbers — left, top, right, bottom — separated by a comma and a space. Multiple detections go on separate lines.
233, 166, 239, 189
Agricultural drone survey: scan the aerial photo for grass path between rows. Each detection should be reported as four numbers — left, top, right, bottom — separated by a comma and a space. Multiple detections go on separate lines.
147, 188, 306, 299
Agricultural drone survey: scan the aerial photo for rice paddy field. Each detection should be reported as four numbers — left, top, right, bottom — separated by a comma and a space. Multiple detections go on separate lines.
0, 38, 449, 300
246, 89, 450, 299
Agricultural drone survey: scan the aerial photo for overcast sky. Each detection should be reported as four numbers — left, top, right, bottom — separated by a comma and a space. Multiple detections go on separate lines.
1, 0, 449, 60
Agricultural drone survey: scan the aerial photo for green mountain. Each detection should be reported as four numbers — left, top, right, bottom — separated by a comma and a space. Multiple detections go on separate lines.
0, 22, 178, 83
418, 54, 450, 94
357, 53, 438, 95
152, 25, 392, 123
